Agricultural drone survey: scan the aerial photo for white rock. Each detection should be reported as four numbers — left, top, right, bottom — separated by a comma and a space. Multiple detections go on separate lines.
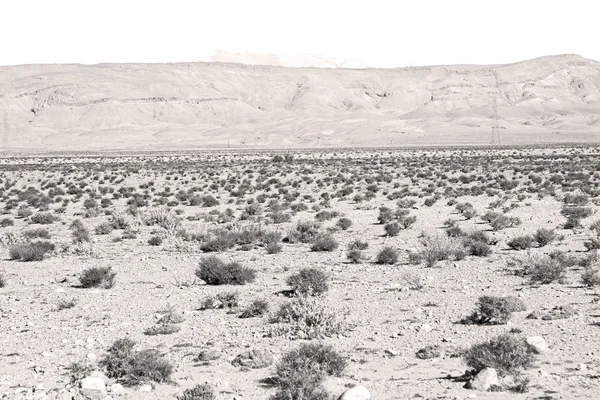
139, 384, 152, 392
420, 324, 432, 332
468, 368, 498, 391
109, 384, 125, 394
337, 385, 371, 400
80, 377, 106, 400
526, 336, 547, 354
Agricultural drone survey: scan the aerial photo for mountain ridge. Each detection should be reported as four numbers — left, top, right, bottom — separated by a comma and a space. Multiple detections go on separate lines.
1, 54, 599, 151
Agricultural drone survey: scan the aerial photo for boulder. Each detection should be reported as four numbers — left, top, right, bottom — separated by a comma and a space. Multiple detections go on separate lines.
80, 377, 106, 400
467, 368, 498, 391
338, 385, 371, 400
526, 336, 547, 354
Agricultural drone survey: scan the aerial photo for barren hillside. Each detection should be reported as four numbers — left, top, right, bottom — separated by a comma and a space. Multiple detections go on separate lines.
1, 54, 599, 151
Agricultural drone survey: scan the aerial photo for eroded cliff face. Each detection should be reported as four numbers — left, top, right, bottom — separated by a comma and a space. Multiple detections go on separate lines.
1, 54, 599, 150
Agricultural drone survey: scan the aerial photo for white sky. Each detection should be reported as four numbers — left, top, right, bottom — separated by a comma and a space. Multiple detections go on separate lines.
1, 0, 598, 68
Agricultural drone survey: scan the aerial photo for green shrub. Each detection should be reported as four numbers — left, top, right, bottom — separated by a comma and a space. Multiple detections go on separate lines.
376, 246, 398, 264
239, 299, 269, 318
196, 256, 256, 285
287, 221, 321, 244
384, 222, 401, 237
582, 266, 600, 286
348, 240, 368, 250
462, 296, 526, 325
100, 338, 173, 386
95, 222, 113, 235
148, 236, 163, 246
347, 249, 364, 264
79, 267, 116, 288
507, 235, 535, 251
286, 268, 328, 296
30, 212, 59, 225
271, 296, 345, 339
336, 218, 352, 230
22, 228, 51, 239
533, 228, 556, 247
310, 235, 338, 252
272, 343, 346, 400
463, 334, 536, 376
0, 273, 6, 288
9, 241, 55, 261
0, 218, 14, 227
177, 384, 216, 400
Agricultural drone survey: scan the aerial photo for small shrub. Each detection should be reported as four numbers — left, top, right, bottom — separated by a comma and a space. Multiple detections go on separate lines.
30, 212, 58, 225
384, 222, 401, 237
0, 273, 6, 288
490, 215, 521, 231
95, 222, 113, 235
100, 338, 173, 386
9, 241, 55, 261
464, 334, 536, 376
239, 299, 269, 318
310, 235, 338, 252
462, 295, 526, 325
416, 345, 442, 360
272, 343, 346, 400
70, 219, 90, 243
271, 296, 345, 339
287, 221, 321, 243
196, 256, 257, 285
336, 217, 352, 230
582, 266, 600, 286
265, 241, 283, 254
533, 228, 555, 247
584, 238, 600, 251
0, 218, 14, 227
348, 240, 368, 250
286, 268, 328, 296
376, 246, 398, 265
507, 235, 535, 251
177, 384, 216, 400
148, 236, 163, 246
79, 267, 116, 288
23, 228, 51, 239
347, 249, 364, 264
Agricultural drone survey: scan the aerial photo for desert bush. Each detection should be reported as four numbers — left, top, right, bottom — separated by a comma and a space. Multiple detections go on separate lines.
30, 212, 58, 225
490, 215, 521, 231
561, 206, 592, 220
533, 228, 556, 247
589, 219, 600, 235
416, 345, 442, 360
287, 221, 321, 244
446, 225, 464, 237
376, 246, 398, 265
0, 273, 5, 288
200, 230, 237, 252
513, 254, 567, 284
144, 323, 180, 336
196, 256, 256, 285
148, 235, 163, 246
582, 266, 600, 286
79, 267, 116, 288
70, 219, 91, 243
336, 217, 352, 230
462, 295, 526, 325
240, 299, 269, 318
272, 343, 345, 400
347, 249, 364, 264
417, 235, 466, 267
200, 291, 239, 310
463, 334, 536, 376
286, 268, 328, 296
271, 296, 345, 339
348, 240, 368, 250
310, 235, 338, 252
584, 238, 600, 251
22, 228, 50, 239
94, 222, 113, 235
0, 218, 14, 227
265, 241, 283, 254
100, 338, 173, 386
9, 241, 55, 261
384, 222, 401, 237
177, 384, 216, 400
507, 235, 535, 251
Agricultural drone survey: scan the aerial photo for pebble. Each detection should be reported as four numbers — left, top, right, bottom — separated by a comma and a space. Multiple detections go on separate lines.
467, 368, 498, 391
80, 376, 106, 399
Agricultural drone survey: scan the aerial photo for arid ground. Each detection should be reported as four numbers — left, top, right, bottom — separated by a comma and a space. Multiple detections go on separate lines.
2, 146, 600, 399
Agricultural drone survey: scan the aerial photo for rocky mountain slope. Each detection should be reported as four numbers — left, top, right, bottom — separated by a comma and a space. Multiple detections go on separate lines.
1, 54, 599, 151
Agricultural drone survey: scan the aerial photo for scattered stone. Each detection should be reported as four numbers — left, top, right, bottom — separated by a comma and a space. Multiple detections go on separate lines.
337, 385, 371, 400
420, 323, 432, 332
231, 348, 273, 369
526, 336, 547, 354
109, 384, 125, 394
385, 349, 399, 356
80, 377, 106, 400
467, 368, 498, 391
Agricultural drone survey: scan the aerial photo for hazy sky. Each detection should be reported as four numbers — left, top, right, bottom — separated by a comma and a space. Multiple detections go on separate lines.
2, 0, 598, 67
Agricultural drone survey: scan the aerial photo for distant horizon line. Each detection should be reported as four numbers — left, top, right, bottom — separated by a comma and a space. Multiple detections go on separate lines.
0, 53, 595, 70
